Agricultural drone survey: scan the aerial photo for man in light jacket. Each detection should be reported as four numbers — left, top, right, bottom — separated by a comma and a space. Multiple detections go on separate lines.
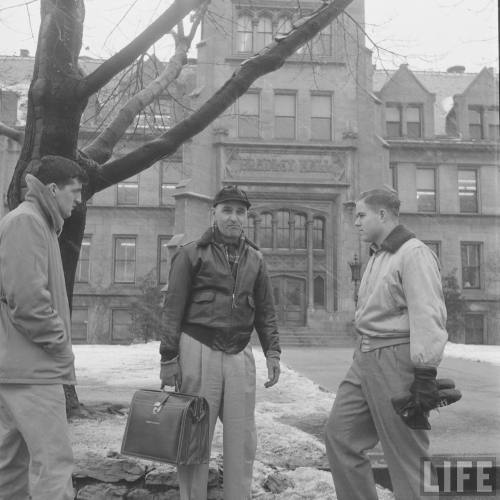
0, 156, 86, 500
325, 188, 447, 500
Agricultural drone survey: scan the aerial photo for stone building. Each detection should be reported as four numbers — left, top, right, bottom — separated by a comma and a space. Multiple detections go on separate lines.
0, 0, 498, 344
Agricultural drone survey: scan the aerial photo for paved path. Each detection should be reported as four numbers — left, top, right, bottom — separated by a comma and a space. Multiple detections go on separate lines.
281, 347, 500, 457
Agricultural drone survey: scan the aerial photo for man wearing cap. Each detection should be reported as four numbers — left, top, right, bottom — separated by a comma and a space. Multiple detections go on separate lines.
160, 185, 281, 500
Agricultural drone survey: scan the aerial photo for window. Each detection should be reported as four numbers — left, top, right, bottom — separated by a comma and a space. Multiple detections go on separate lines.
111, 309, 132, 343
237, 15, 253, 53
117, 175, 139, 205
468, 106, 483, 139
158, 236, 172, 285
160, 162, 180, 206
313, 217, 325, 249
386, 104, 402, 137
75, 236, 91, 283
314, 275, 325, 307
407, 105, 422, 138
458, 169, 478, 213
416, 168, 436, 212
260, 213, 273, 248
488, 107, 499, 139
276, 210, 290, 248
294, 213, 306, 249
276, 17, 292, 36
255, 16, 272, 51
313, 25, 332, 56
311, 94, 332, 141
464, 314, 485, 344
245, 215, 256, 242
461, 242, 481, 289
423, 241, 440, 260
71, 308, 88, 342
114, 237, 136, 283
238, 92, 260, 138
275, 93, 296, 139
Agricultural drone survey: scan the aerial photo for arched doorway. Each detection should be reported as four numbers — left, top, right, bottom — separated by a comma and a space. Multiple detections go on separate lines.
271, 275, 306, 326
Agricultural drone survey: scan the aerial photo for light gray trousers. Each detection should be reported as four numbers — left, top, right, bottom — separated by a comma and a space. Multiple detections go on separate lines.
325, 343, 438, 500
177, 334, 257, 500
0, 384, 74, 500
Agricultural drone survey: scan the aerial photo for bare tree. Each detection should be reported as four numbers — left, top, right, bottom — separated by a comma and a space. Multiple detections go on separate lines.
0, 0, 354, 415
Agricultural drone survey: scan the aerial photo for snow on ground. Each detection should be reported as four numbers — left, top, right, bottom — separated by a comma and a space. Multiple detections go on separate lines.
444, 342, 500, 366
72, 342, 394, 499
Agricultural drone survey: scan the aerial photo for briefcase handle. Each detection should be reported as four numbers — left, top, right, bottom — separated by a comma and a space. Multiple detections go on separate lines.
152, 392, 172, 415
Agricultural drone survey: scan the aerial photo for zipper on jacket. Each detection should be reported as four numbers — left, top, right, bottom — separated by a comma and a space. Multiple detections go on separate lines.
221, 243, 241, 309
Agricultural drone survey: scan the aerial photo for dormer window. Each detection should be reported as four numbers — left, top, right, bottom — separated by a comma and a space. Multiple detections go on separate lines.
468, 106, 483, 139
386, 104, 402, 137
406, 105, 422, 138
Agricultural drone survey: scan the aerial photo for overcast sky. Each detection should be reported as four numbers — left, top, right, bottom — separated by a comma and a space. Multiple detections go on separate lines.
0, 0, 498, 73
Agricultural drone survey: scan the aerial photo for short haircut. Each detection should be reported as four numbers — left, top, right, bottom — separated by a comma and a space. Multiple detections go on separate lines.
357, 188, 401, 217
34, 155, 88, 187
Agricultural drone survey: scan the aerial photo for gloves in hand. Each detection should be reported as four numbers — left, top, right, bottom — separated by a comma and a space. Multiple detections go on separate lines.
265, 351, 280, 388
160, 356, 181, 390
409, 367, 440, 413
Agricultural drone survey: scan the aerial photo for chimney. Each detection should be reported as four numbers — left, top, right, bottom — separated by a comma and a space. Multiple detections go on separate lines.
19, 49, 30, 57
447, 65, 466, 74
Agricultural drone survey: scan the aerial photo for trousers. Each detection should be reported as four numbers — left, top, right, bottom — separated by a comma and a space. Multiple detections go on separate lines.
177, 334, 257, 500
0, 384, 74, 500
324, 343, 438, 500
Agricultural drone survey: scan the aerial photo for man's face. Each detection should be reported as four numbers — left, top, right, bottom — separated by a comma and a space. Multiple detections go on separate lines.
52, 179, 82, 219
354, 200, 384, 245
213, 201, 248, 240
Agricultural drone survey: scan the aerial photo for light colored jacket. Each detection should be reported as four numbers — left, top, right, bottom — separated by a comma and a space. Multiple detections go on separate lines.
0, 174, 76, 384
355, 225, 448, 368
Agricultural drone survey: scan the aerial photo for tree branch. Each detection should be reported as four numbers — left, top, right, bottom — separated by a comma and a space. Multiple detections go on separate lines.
0, 122, 24, 144
81, 7, 205, 164
91, 0, 354, 193
78, 0, 207, 99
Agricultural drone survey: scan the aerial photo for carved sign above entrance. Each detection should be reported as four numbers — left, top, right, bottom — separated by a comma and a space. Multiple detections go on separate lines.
223, 147, 347, 183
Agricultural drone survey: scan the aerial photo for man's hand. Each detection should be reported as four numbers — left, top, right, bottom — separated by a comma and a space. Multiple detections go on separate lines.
160, 356, 181, 390
409, 367, 439, 413
265, 353, 280, 388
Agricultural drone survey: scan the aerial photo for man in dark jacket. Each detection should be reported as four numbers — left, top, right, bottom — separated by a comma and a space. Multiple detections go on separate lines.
0, 156, 86, 500
160, 185, 280, 500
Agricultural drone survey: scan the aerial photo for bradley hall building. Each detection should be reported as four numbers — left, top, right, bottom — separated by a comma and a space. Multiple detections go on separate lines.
1, 0, 499, 345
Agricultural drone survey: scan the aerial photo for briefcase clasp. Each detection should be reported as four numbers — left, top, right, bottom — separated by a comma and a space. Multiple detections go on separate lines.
152, 393, 171, 415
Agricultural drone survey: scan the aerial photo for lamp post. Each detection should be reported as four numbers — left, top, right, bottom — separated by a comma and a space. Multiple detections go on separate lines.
348, 254, 362, 307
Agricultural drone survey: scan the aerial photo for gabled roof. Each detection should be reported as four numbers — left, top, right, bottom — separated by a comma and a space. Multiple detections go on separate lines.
374, 67, 480, 135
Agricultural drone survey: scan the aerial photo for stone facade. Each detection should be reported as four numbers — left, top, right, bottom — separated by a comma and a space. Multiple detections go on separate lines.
0, 0, 498, 344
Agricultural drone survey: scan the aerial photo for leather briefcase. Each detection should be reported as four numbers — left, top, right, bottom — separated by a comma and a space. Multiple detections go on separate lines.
121, 389, 210, 465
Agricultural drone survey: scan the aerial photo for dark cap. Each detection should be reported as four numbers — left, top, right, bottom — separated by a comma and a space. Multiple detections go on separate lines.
213, 185, 251, 208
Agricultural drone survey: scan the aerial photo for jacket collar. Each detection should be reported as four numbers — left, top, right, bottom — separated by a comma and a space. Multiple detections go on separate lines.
24, 174, 64, 235
197, 227, 259, 251
369, 224, 415, 255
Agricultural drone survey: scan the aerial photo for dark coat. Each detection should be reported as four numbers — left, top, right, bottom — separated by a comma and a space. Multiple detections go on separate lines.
160, 228, 280, 360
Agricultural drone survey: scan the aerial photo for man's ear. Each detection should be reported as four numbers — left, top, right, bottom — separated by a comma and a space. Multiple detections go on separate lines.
47, 183, 57, 197
379, 208, 387, 222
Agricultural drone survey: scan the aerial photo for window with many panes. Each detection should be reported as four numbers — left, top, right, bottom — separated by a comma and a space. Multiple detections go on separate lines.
313, 217, 325, 249
111, 309, 132, 343
386, 104, 402, 137
71, 308, 88, 343
468, 106, 483, 139
237, 15, 253, 53
313, 25, 332, 56
274, 93, 296, 139
461, 242, 481, 289
245, 215, 256, 242
160, 162, 180, 206
158, 236, 172, 285
260, 213, 273, 248
488, 107, 499, 139
311, 94, 332, 141
75, 236, 91, 283
117, 175, 139, 205
276, 211, 290, 249
416, 168, 436, 212
406, 105, 422, 138
464, 314, 485, 344
255, 16, 272, 51
458, 169, 478, 213
238, 92, 260, 138
114, 237, 136, 283
314, 275, 325, 307
294, 213, 307, 249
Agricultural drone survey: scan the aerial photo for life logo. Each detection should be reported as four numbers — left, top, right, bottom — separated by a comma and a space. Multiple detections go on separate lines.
421, 455, 497, 496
